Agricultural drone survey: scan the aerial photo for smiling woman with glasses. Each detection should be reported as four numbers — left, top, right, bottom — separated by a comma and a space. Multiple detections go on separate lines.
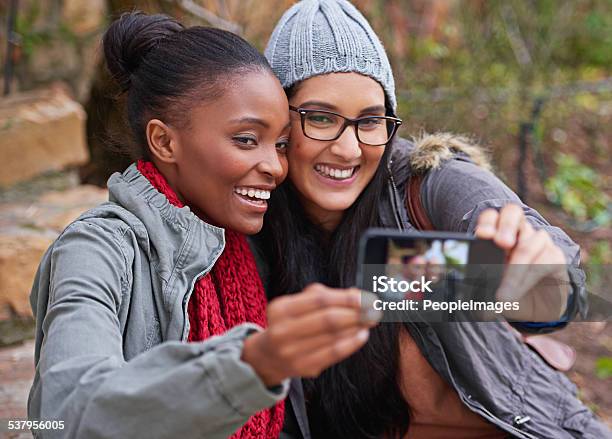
289, 105, 402, 146
252, 1, 608, 439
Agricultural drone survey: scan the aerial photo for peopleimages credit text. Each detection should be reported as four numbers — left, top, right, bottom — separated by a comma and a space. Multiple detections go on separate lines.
371, 275, 520, 314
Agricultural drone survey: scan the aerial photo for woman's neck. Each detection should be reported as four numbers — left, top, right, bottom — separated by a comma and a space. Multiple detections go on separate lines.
300, 197, 343, 234
149, 159, 219, 228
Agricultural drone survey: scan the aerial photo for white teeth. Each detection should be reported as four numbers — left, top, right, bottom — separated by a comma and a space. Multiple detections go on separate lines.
314, 165, 356, 180
234, 187, 270, 200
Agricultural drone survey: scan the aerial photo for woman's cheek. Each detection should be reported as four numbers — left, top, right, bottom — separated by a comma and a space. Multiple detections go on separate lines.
364, 148, 385, 178
278, 155, 289, 183
287, 149, 307, 181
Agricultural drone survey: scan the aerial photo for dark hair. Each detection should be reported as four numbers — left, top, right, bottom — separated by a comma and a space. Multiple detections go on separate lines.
256, 85, 409, 438
103, 11, 272, 159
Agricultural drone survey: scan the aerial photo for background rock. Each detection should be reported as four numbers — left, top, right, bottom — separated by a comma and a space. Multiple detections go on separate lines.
0, 85, 88, 187
0, 234, 53, 320
0, 184, 108, 322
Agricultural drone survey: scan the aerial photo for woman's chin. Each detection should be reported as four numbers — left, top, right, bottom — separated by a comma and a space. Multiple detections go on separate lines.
330, 189, 363, 206
229, 217, 264, 235
312, 196, 359, 215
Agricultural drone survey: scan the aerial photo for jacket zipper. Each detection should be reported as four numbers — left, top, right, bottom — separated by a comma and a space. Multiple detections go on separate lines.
180, 238, 226, 341
411, 324, 538, 439
387, 163, 407, 229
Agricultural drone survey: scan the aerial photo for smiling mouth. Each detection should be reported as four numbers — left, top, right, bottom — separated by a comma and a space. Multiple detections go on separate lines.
234, 186, 271, 205
314, 164, 359, 180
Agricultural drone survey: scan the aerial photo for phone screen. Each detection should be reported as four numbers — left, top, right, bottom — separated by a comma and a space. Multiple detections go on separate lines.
357, 228, 506, 322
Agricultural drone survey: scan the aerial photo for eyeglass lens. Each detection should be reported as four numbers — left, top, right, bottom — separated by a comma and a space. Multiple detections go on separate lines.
302, 111, 394, 145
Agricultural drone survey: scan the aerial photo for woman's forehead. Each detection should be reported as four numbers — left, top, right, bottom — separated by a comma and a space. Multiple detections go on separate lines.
290, 72, 385, 110
187, 70, 289, 128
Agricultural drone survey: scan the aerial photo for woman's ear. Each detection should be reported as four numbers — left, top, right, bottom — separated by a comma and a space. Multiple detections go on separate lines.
146, 119, 177, 164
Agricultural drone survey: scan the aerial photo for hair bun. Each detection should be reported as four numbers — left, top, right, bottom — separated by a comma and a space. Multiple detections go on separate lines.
103, 11, 183, 91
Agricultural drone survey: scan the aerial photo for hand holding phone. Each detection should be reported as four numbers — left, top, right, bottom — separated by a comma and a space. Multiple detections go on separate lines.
242, 284, 381, 386
356, 228, 507, 322
357, 226, 571, 323
475, 206, 570, 321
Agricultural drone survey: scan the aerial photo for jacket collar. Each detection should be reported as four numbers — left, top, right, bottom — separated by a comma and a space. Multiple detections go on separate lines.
105, 163, 226, 339
407, 132, 491, 174
106, 163, 225, 258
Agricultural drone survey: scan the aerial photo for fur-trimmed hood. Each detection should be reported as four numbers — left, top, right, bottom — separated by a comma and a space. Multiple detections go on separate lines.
408, 132, 492, 174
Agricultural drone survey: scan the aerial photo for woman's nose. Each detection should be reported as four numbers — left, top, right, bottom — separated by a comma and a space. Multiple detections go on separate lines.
257, 146, 286, 180
329, 127, 362, 161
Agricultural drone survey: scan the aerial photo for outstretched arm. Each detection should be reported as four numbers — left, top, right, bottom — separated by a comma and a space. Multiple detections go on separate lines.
29, 220, 286, 439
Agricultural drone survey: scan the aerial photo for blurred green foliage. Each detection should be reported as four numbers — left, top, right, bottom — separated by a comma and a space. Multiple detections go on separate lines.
568, 7, 612, 67
391, 0, 612, 94
589, 242, 612, 265
14, 1, 94, 57
545, 153, 610, 226
14, 2, 47, 57
368, 0, 611, 229
361, 0, 610, 166
585, 241, 612, 292
595, 357, 612, 380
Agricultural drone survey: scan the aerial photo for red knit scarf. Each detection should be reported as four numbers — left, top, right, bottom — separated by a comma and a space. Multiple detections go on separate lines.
137, 160, 285, 439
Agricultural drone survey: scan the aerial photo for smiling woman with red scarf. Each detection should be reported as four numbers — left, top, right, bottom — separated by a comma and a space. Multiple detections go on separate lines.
27, 12, 379, 439
138, 160, 284, 438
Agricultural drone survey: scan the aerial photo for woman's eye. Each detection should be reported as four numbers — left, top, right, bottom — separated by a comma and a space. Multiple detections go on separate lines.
233, 136, 257, 146
276, 140, 289, 151
359, 118, 384, 129
306, 113, 335, 125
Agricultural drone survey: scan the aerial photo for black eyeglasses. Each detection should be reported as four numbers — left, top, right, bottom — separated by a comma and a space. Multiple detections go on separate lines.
289, 106, 402, 146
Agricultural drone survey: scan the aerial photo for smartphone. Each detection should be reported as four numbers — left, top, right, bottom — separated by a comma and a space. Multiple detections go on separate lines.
356, 228, 506, 321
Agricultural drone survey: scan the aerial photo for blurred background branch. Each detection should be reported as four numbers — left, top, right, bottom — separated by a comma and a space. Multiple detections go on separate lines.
171, 0, 242, 34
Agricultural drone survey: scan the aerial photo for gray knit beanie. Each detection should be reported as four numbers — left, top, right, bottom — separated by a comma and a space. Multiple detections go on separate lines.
264, 0, 397, 113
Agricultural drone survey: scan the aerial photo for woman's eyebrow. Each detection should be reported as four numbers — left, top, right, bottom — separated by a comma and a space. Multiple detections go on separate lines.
229, 116, 270, 128
298, 101, 386, 115
359, 105, 386, 115
298, 100, 337, 110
